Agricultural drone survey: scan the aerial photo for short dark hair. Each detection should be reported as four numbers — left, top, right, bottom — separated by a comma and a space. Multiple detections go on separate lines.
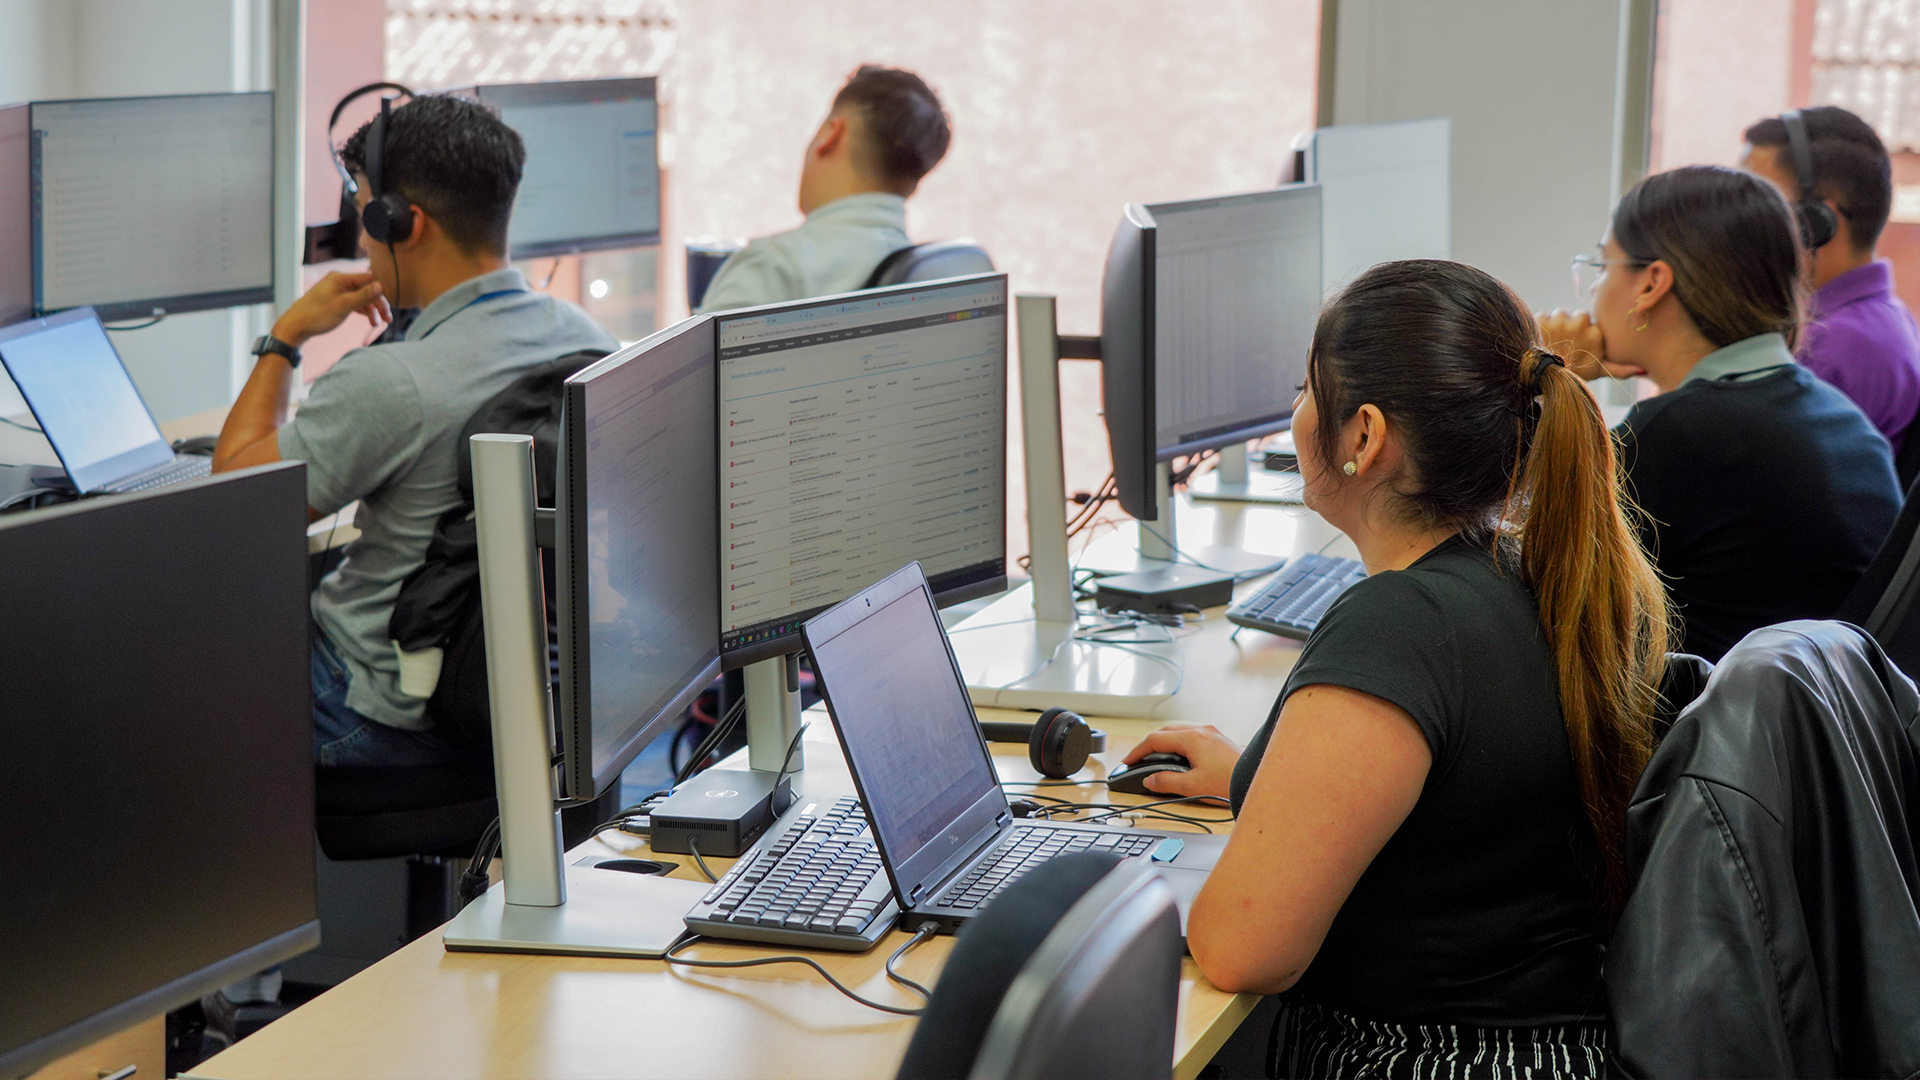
1613, 165, 1804, 349
831, 65, 951, 193
340, 94, 525, 255
1744, 105, 1893, 252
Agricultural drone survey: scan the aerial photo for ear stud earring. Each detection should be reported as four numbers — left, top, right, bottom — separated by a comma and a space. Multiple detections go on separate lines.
1343, 461, 1358, 476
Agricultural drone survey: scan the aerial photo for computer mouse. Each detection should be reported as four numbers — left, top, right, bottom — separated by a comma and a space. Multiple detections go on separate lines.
173, 435, 220, 456
1106, 752, 1191, 796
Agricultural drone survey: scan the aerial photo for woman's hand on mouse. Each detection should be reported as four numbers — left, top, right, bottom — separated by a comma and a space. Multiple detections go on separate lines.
1121, 725, 1242, 799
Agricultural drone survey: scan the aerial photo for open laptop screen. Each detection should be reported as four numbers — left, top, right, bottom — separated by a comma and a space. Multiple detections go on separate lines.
805, 565, 1002, 875
0, 307, 171, 492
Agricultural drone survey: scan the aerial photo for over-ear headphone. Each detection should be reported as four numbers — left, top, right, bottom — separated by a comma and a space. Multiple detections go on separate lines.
1781, 109, 1839, 251
305, 81, 414, 264
359, 96, 416, 246
980, 707, 1107, 779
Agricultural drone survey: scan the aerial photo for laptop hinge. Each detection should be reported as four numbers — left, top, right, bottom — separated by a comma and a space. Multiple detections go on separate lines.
908, 883, 925, 904
995, 811, 1011, 829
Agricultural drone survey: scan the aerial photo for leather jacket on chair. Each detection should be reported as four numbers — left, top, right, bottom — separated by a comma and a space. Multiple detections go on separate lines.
1608, 621, 1920, 1078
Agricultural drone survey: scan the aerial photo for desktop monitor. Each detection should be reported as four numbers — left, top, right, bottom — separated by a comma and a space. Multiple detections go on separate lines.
715, 273, 1010, 667
30, 92, 275, 321
0, 103, 29, 326
474, 78, 661, 258
555, 315, 722, 800
0, 462, 319, 1077
1100, 185, 1322, 520
1305, 117, 1451, 294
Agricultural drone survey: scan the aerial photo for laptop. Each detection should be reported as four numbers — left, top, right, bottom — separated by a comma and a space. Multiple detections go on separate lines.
0, 307, 213, 495
803, 562, 1226, 936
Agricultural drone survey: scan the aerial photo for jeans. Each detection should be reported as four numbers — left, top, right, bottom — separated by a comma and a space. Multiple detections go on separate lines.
312, 623, 472, 768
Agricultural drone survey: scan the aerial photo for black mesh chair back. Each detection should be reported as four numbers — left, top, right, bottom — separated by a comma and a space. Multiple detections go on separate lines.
1836, 471, 1920, 677
862, 240, 995, 290
897, 851, 1181, 1080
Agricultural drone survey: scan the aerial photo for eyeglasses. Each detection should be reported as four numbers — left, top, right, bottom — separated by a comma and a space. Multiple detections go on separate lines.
1570, 252, 1644, 299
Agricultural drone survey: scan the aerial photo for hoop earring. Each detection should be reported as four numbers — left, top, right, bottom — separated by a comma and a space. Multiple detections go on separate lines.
1634, 308, 1651, 332
1342, 461, 1358, 476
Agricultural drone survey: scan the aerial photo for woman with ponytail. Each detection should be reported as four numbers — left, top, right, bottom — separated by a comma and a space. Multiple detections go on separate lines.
1123, 259, 1666, 1076
1540, 165, 1899, 660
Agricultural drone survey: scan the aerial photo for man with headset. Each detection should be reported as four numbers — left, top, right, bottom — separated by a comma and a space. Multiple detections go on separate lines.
1743, 106, 1920, 454
213, 94, 616, 768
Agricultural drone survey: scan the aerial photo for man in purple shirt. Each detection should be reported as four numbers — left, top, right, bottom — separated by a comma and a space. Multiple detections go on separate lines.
1742, 106, 1920, 456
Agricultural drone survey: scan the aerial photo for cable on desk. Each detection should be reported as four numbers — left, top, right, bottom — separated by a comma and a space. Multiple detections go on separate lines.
884, 924, 939, 1001
458, 817, 503, 903
103, 314, 167, 332
1, 415, 42, 433
662, 927, 935, 1016
686, 835, 720, 883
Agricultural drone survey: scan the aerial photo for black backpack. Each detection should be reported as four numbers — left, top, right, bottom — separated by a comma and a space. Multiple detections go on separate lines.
388, 348, 608, 749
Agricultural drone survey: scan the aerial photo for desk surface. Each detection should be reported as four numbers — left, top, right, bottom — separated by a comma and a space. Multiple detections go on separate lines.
193, 498, 1308, 1080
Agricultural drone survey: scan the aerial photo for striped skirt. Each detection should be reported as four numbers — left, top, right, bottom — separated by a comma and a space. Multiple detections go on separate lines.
1270, 1000, 1610, 1079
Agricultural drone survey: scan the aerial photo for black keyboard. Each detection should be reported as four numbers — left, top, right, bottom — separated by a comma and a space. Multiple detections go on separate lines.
933, 826, 1165, 911
104, 455, 211, 494
1226, 553, 1368, 639
683, 797, 899, 952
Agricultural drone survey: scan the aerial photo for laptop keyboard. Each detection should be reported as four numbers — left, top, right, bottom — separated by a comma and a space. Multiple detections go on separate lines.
935, 826, 1161, 910
684, 797, 897, 951
1226, 553, 1368, 640
104, 455, 211, 494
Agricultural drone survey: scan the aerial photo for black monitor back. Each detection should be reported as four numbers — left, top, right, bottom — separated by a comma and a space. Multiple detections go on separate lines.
0, 462, 320, 1076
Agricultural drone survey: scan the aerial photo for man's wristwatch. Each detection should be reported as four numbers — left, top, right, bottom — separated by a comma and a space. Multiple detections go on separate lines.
251, 334, 302, 368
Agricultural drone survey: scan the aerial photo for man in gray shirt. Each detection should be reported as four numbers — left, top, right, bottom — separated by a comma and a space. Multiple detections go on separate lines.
695, 65, 952, 314
214, 95, 616, 768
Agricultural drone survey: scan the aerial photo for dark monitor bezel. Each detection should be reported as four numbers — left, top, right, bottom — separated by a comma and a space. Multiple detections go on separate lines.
28, 91, 276, 321
1100, 203, 1159, 521
0, 463, 320, 1078
474, 77, 661, 259
712, 272, 1012, 670
556, 315, 722, 801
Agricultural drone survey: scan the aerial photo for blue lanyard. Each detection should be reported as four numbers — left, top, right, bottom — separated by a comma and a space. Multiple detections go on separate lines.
414, 287, 527, 340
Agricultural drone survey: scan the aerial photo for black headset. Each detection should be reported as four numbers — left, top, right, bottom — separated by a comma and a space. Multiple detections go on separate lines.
980, 707, 1106, 779
1781, 109, 1840, 251
305, 81, 415, 263
359, 96, 416, 246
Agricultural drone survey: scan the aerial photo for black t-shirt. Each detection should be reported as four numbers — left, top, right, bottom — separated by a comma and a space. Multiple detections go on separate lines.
1618, 364, 1899, 660
1229, 535, 1607, 1028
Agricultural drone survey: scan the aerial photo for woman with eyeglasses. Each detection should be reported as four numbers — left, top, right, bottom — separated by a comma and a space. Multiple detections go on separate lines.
1540, 165, 1898, 660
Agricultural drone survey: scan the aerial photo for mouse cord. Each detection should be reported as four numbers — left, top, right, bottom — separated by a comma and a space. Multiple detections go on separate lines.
662, 924, 937, 1016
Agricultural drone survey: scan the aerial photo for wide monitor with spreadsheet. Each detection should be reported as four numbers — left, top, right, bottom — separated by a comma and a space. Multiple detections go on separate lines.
0, 462, 318, 1078
1100, 185, 1321, 520
0, 104, 29, 325
475, 78, 661, 258
555, 314, 722, 800
30, 92, 274, 321
714, 273, 1009, 667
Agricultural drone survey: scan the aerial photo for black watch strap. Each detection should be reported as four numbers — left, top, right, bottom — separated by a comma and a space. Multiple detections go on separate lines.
251, 334, 302, 368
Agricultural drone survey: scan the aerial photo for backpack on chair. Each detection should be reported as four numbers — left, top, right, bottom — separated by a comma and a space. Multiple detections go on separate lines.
387, 348, 609, 750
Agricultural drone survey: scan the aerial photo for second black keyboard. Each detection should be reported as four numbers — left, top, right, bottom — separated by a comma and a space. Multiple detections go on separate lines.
682, 796, 899, 952
1226, 553, 1369, 639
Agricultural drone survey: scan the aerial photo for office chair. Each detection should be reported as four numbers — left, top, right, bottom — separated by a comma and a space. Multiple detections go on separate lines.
862, 240, 995, 290
1897, 414, 1920, 494
1609, 621, 1920, 1077
1834, 471, 1920, 678
897, 851, 1182, 1080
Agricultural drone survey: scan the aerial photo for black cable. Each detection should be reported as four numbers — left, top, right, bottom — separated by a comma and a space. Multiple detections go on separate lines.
0, 415, 41, 433
674, 695, 747, 786
662, 932, 933, 1016
458, 817, 503, 903
103, 315, 166, 332
686, 835, 719, 882
539, 257, 561, 290
884, 924, 938, 1000
768, 720, 809, 814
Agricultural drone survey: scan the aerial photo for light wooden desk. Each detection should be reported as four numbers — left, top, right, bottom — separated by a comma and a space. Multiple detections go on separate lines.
192, 498, 1309, 1080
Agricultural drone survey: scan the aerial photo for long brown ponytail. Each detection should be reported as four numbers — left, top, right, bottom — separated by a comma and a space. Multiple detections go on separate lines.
1514, 349, 1669, 914
1307, 260, 1670, 916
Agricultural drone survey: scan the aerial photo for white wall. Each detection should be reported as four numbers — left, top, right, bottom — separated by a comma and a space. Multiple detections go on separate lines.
1650, 0, 1794, 170
0, 0, 271, 426
1330, 0, 1630, 312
